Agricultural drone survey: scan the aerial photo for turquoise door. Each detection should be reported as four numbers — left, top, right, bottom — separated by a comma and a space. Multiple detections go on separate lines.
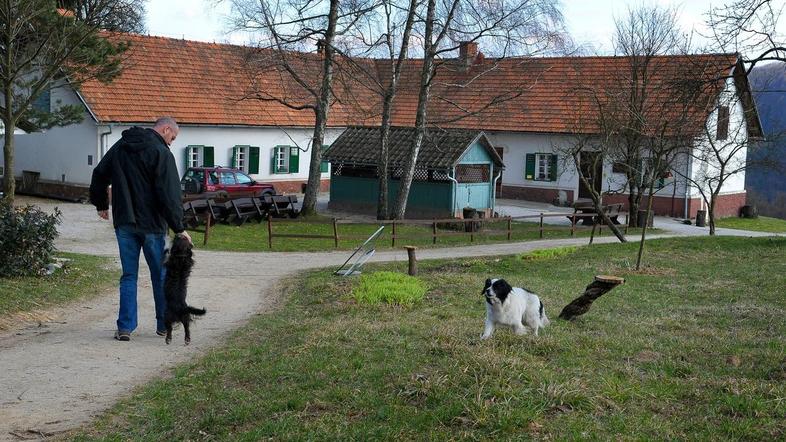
456, 182, 490, 210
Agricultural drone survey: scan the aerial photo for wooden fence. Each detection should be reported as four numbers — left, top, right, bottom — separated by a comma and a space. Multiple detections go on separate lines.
262, 211, 630, 249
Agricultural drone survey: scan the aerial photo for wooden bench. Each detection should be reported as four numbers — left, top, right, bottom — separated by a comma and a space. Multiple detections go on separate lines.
230, 197, 266, 225
207, 199, 234, 224
182, 199, 212, 228
260, 194, 300, 218
568, 202, 623, 226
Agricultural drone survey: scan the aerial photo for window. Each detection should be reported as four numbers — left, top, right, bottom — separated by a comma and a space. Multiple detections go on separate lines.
219, 172, 236, 185
184, 145, 214, 168
32, 87, 50, 113
0, 166, 4, 176
525, 153, 557, 182
320, 145, 330, 173
232, 145, 260, 174
455, 164, 489, 183
271, 146, 300, 174
235, 172, 253, 184
716, 105, 730, 140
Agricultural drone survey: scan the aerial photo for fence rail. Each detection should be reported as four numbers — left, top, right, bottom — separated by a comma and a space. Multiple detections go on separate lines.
184, 208, 630, 249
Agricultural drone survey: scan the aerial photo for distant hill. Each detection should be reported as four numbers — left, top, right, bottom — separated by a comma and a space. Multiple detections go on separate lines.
747, 62, 786, 219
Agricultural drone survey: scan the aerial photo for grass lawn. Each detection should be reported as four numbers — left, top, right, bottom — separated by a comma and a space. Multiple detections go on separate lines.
0, 253, 116, 318
74, 236, 786, 440
189, 216, 646, 252
716, 216, 786, 233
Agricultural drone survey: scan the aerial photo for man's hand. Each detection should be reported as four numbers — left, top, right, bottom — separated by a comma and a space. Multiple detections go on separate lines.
98, 210, 109, 220
177, 230, 193, 245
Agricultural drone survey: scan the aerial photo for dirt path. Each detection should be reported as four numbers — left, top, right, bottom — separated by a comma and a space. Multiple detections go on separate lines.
0, 198, 774, 440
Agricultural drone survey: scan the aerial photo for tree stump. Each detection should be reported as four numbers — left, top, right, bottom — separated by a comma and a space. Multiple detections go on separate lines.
404, 246, 418, 276
558, 275, 625, 320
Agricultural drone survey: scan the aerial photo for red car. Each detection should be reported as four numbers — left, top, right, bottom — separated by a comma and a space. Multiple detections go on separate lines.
181, 166, 276, 199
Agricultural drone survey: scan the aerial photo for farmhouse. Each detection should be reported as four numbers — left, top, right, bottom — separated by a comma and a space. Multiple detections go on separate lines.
1, 33, 762, 217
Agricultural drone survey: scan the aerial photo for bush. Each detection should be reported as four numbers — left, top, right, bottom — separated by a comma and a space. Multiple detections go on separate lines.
0, 200, 61, 277
352, 271, 426, 306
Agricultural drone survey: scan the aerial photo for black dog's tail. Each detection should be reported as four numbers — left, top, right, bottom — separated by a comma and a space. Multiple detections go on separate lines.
187, 306, 207, 316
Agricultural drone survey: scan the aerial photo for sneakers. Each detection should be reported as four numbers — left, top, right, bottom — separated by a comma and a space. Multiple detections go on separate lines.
156, 330, 167, 337
114, 330, 131, 341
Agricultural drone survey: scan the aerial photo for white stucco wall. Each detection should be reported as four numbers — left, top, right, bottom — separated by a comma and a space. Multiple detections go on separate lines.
7, 85, 98, 185
689, 77, 749, 198
103, 125, 344, 184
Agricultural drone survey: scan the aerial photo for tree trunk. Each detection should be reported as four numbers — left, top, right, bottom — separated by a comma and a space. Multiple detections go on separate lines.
708, 192, 718, 235
575, 153, 627, 242
376, 117, 390, 220
300, 0, 339, 217
635, 181, 657, 270
559, 275, 625, 320
2, 125, 14, 202
391, 0, 437, 220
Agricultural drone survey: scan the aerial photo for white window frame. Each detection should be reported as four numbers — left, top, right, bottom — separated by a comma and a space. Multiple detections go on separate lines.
535, 153, 551, 181
187, 146, 202, 168
235, 146, 248, 172
275, 146, 289, 173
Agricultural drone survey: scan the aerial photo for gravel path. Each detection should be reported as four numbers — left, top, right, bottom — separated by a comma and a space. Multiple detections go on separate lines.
0, 197, 774, 440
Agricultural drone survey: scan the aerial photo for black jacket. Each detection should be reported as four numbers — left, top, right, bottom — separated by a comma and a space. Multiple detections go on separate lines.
89, 127, 184, 234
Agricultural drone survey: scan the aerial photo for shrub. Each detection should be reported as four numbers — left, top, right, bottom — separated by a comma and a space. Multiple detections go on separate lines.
0, 200, 62, 277
352, 271, 426, 306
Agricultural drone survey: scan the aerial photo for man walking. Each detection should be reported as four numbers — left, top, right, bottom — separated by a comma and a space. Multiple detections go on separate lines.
90, 117, 192, 341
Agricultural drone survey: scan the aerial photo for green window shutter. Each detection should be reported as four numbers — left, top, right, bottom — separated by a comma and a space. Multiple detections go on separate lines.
289, 147, 299, 173
549, 154, 558, 182
271, 148, 277, 174
248, 146, 260, 174
203, 146, 214, 167
183, 146, 191, 168
320, 144, 329, 173
525, 154, 535, 180
231, 146, 238, 168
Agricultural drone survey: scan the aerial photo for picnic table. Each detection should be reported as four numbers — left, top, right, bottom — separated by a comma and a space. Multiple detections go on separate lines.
569, 201, 623, 226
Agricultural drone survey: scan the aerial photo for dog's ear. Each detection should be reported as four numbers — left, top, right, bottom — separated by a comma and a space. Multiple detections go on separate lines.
494, 279, 513, 298
482, 278, 492, 294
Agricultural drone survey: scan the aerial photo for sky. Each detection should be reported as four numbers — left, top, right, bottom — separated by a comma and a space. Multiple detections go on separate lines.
145, 0, 784, 55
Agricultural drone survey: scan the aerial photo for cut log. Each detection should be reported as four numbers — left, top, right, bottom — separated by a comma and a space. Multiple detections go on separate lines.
404, 246, 418, 276
559, 275, 625, 321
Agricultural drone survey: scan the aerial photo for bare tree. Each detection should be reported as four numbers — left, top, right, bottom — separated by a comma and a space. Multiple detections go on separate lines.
226, 0, 377, 217
1, 1, 128, 201
390, 0, 566, 219
706, 0, 785, 70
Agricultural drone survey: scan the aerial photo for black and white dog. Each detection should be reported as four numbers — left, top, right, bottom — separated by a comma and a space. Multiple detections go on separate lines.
481, 278, 549, 339
163, 235, 206, 345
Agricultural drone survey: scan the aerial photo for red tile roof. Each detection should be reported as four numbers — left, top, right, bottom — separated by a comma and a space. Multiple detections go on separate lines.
79, 33, 740, 135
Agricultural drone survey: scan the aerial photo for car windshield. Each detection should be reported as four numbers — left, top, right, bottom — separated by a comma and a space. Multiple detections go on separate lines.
236, 172, 253, 184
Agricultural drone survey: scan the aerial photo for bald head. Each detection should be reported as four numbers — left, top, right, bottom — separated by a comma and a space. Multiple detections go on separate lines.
153, 117, 179, 146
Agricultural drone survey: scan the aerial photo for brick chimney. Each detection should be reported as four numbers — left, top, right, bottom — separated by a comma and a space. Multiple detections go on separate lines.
459, 41, 479, 66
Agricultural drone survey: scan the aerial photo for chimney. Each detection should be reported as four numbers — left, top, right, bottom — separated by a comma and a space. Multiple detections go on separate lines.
459, 41, 479, 67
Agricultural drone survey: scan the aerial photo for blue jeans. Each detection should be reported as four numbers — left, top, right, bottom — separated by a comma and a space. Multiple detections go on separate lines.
115, 226, 167, 333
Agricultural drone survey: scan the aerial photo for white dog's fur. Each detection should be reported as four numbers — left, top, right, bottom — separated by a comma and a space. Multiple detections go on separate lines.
481, 278, 549, 339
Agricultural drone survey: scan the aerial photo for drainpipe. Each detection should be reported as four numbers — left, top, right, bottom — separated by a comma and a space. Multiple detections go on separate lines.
491, 169, 502, 215
448, 169, 458, 218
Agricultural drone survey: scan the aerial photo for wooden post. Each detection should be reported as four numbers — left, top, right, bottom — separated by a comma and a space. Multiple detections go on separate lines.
391, 221, 396, 247
203, 212, 212, 246
432, 220, 437, 244
539, 213, 544, 239
558, 275, 625, 320
267, 215, 273, 249
332, 218, 338, 248
470, 217, 474, 242
405, 246, 418, 276
506, 217, 511, 241
570, 214, 576, 237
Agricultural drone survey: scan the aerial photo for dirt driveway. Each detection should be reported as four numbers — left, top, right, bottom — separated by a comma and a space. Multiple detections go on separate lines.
0, 197, 762, 440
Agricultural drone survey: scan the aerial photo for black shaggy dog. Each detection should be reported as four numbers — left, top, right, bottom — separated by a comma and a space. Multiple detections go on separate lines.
163, 235, 206, 345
